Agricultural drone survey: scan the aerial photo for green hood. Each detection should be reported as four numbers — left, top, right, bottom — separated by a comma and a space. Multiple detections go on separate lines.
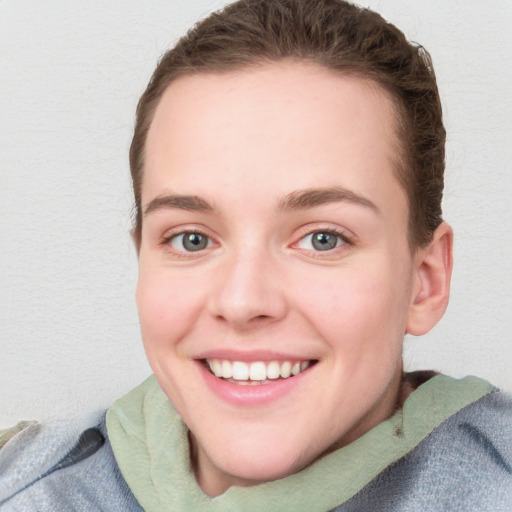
106, 374, 495, 512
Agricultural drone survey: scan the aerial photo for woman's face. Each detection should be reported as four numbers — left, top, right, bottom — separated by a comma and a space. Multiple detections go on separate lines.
137, 62, 419, 496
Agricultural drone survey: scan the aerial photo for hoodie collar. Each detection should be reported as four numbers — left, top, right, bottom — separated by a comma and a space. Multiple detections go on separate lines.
107, 374, 495, 512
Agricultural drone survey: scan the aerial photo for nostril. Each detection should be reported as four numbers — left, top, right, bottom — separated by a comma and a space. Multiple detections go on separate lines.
207, 274, 288, 327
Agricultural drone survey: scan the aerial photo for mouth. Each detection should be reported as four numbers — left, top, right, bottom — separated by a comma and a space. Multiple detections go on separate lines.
202, 358, 318, 385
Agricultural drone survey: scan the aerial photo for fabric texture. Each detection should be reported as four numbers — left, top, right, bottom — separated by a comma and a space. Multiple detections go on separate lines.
0, 419, 142, 511
0, 423, 36, 451
1, 374, 511, 511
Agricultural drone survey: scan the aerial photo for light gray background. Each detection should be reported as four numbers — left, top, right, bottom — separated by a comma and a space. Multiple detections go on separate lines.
1, 0, 511, 428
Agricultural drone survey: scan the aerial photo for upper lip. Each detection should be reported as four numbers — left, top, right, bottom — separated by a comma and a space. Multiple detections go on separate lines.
194, 349, 317, 363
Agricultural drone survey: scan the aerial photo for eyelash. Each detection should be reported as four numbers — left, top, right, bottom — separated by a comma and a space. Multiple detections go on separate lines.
160, 229, 215, 256
293, 227, 353, 255
159, 227, 353, 257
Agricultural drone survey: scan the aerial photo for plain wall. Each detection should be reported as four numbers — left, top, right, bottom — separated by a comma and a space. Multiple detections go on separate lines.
1, 0, 511, 428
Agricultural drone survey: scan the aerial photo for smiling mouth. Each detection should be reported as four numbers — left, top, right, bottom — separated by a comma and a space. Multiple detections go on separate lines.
203, 359, 317, 385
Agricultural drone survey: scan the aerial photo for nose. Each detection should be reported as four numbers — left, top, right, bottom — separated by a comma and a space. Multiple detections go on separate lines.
207, 245, 288, 329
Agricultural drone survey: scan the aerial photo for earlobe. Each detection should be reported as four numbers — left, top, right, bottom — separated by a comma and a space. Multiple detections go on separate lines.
406, 222, 453, 336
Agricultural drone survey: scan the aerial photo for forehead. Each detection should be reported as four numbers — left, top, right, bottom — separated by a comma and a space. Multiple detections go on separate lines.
144, 61, 405, 216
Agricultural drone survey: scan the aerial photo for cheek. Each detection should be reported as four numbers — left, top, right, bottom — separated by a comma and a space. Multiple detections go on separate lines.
296, 260, 412, 353
136, 266, 203, 352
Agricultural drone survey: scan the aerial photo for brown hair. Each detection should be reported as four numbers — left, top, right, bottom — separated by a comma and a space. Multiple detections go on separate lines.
130, 0, 445, 248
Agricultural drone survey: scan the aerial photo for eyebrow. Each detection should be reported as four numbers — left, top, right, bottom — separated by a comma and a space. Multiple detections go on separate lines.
278, 186, 379, 213
143, 194, 215, 216
143, 186, 379, 217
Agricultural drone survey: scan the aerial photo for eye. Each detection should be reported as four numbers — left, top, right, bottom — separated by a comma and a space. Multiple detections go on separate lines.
296, 230, 346, 251
169, 232, 211, 252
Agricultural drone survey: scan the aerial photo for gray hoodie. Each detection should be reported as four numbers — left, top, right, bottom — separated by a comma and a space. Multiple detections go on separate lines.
1, 374, 511, 511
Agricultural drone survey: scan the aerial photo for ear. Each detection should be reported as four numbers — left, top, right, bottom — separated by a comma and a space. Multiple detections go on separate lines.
406, 222, 453, 336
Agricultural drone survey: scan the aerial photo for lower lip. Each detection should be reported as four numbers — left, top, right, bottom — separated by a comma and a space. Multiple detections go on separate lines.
197, 361, 311, 407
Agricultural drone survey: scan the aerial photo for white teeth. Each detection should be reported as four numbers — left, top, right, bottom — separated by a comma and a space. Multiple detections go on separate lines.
267, 361, 281, 379
210, 359, 222, 377
221, 359, 233, 379
280, 361, 292, 378
206, 359, 313, 381
232, 361, 249, 380
249, 362, 267, 381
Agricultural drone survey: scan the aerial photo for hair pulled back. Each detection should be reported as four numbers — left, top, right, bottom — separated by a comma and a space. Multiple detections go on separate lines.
130, 0, 445, 248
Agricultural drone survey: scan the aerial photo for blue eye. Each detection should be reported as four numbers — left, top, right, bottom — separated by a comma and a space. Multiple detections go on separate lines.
170, 232, 210, 252
297, 231, 345, 251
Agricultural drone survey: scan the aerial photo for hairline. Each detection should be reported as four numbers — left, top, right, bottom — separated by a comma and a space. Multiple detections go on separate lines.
132, 58, 422, 252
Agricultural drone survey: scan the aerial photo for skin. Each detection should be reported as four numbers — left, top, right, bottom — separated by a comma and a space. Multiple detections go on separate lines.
136, 61, 453, 496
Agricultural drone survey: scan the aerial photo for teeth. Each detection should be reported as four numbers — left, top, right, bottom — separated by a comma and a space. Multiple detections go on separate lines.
249, 362, 267, 381
210, 359, 222, 377
280, 361, 291, 378
221, 359, 233, 379
232, 361, 249, 380
206, 359, 313, 382
267, 361, 281, 380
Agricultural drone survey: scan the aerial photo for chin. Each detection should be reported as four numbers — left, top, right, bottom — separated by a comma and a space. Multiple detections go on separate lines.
192, 423, 329, 489
209, 452, 308, 488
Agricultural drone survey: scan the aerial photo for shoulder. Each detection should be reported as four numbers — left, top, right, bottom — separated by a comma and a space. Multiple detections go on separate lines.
340, 389, 512, 512
428, 390, 512, 476
415, 387, 512, 479
0, 422, 36, 450
0, 415, 142, 512
450, 389, 512, 462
